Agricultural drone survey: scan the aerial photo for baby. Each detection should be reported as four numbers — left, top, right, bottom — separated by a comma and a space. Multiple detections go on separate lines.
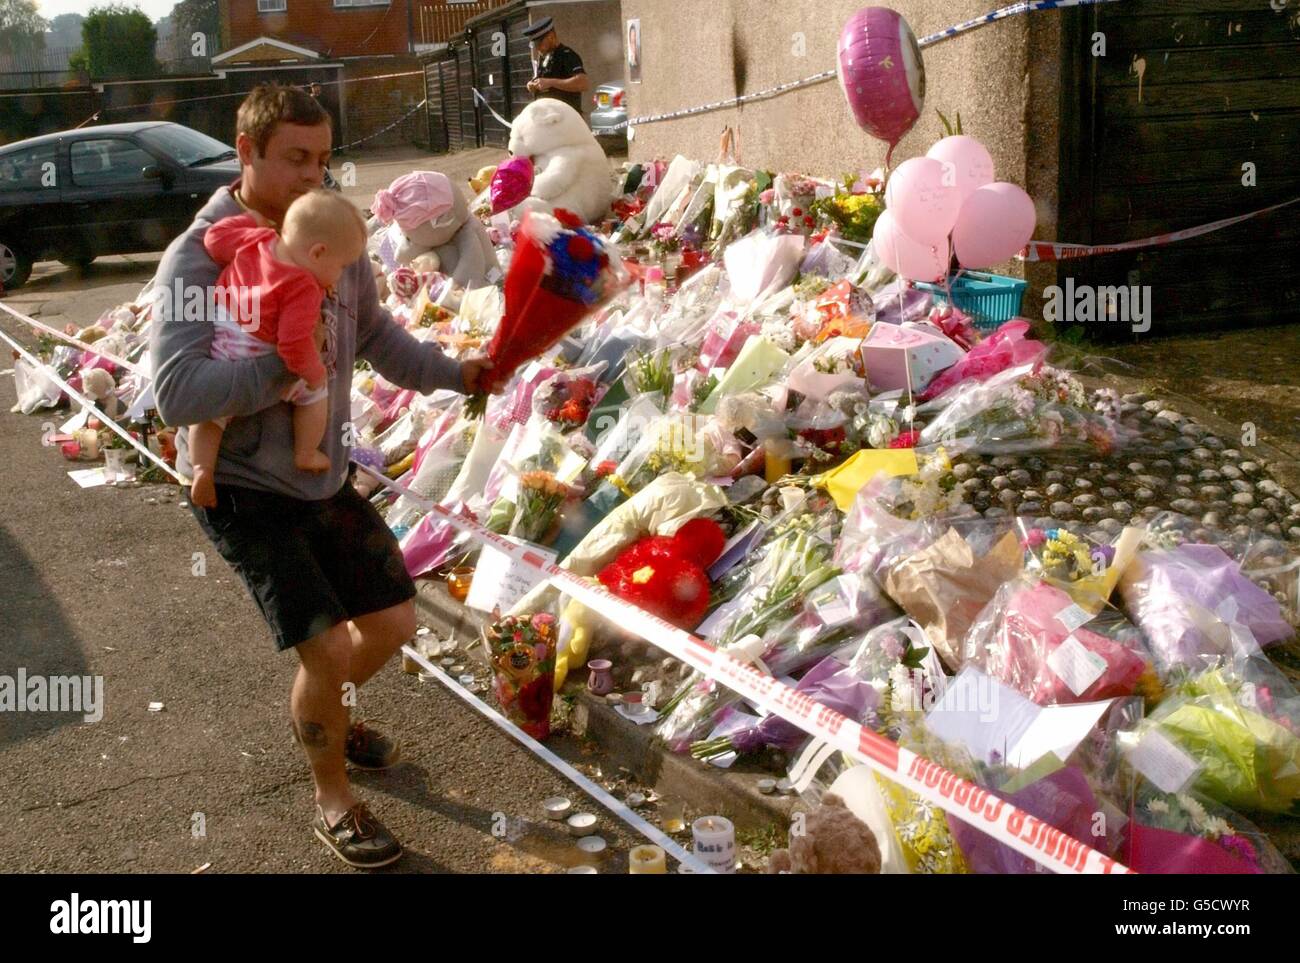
189, 188, 367, 508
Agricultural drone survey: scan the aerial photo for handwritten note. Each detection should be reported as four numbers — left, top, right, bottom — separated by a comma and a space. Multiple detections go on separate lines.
464, 537, 558, 615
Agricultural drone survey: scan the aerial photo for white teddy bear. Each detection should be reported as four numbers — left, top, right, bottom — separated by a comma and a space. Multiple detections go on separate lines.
507, 99, 612, 225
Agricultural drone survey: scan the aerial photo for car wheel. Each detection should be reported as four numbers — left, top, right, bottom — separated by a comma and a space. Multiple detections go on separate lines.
0, 240, 32, 290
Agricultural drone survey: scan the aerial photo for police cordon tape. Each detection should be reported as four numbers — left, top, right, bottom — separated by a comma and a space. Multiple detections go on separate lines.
0, 301, 147, 376
1020, 196, 1300, 262
352, 461, 1135, 875
607, 0, 1124, 133
0, 317, 184, 484
402, 648, 718, 873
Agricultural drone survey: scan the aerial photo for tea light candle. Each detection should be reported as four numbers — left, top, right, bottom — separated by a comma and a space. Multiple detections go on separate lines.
543, 796, 572, 820
757, 778, 778, 795
567, 865, 598, 874
776, 778, 795, 795
457, 674, 476, 686
440, 657, 456, 668
566, 812, 598, 837
625, 791, 646, 808
576, 835, 606, 855
691, 815, 736, 874
629, 844, 666, 874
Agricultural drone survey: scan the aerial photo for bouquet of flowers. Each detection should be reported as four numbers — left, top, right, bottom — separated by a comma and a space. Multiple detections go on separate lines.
769, 172, 821, 236
963, 579, 1158, 706
809, 176, 884, 245
509, 470, 580, 545
485, 612, 558, 739
465, 209, 627, 417
1125, 787, 1293, 874
1118, 541, 1294, 676
1135, 661, 1300, 814
689, 654, 879, 761
532, 365, 607, 433
919, 362, 1120, 456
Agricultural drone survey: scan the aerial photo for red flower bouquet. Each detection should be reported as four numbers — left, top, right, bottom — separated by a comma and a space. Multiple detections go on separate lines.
485, 612, 558, 739
466, 209, 627, 417
597, 518, 727, 630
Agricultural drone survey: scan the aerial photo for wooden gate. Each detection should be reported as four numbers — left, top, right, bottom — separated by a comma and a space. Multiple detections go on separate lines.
423, 56, 449, 154
1062, 0, 1300, 333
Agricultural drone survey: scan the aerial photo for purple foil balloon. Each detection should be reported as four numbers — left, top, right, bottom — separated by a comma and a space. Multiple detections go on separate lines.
837, 7, 926, 165
491, 155, 535, 214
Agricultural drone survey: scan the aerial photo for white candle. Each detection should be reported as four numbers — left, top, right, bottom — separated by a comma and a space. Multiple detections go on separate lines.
629, 844, 667, 874
691, 815, 736, 874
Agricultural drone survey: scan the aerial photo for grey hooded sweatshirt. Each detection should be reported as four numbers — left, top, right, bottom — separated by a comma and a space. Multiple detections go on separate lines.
149, 185, 464, 500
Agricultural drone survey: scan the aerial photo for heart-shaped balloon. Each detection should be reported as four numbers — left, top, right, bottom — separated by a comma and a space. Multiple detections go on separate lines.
491, 155, 535, 214
837, 7, 926, 165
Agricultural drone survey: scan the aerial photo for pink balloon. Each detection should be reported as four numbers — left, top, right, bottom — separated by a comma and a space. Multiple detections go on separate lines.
491, 155, 534, 214
926, 135, 995, 202
837, 7, 926, 164
884, 156, 962, 245
872, 208, 947, 282
952, 182, 1037, 269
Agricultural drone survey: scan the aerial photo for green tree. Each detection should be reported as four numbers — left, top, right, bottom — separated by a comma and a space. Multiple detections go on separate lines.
47, 12, 85, 49
169, 0, 218, 60
69, 4, 159, 80
0, 0, 48, 59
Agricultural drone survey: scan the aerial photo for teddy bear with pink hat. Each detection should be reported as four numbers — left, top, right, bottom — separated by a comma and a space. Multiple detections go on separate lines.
368, 170, 498, 291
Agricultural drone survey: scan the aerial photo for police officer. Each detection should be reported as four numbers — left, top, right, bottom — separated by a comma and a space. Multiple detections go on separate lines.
524, 17, 589, 115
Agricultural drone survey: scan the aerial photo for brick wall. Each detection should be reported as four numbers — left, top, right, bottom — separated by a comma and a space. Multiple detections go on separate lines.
224, 0, 413, 59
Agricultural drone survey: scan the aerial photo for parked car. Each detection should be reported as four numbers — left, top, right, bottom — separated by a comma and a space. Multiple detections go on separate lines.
0, 121, 242, 290
589, 82, 627, 148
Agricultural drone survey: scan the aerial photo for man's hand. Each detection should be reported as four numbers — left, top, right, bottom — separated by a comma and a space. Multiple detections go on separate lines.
528, 77, 549, 93
460, 357, 504, 396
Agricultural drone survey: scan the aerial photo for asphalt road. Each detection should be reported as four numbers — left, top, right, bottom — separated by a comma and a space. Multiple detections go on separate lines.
0, 145, 648, 875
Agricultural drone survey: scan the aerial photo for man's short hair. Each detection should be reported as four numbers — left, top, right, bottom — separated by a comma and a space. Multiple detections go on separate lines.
237, 83, 331, 158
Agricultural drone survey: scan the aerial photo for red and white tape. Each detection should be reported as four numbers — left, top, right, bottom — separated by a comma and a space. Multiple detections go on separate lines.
0, 301, 147, 376
355, 463, 1134, 875
1019, 196, 1300, 262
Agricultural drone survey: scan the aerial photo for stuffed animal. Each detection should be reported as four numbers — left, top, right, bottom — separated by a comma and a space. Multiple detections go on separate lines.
596, 517, 726, 629
766, 793, 883, 874
371, 171, 497, 290
469, 165, 498, 195
506, 99, 612, 224
80, 367, 120, 419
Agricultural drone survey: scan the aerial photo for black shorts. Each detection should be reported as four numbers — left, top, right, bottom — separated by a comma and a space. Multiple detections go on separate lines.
190, 477, 417, 652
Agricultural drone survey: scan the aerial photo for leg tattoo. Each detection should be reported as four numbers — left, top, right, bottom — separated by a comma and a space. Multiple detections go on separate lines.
296, 721, 328, 749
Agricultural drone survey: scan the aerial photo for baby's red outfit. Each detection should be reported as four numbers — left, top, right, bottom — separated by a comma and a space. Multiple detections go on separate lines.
204, 214, 327, 388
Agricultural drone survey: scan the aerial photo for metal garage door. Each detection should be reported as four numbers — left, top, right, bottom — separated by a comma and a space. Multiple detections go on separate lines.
1063, 0, 1300, 332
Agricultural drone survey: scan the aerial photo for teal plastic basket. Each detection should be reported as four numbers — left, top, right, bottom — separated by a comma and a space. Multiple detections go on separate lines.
914, 271, 1027, 331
